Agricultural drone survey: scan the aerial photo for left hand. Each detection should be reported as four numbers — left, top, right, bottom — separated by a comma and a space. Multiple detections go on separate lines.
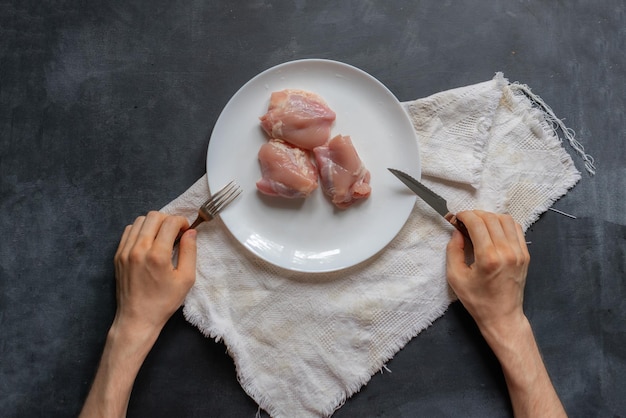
112, 211, 197, 335
79, 212, 197, 418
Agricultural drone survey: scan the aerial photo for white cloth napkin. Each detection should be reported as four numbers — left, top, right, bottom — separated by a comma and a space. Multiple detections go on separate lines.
161, 73, 582, 417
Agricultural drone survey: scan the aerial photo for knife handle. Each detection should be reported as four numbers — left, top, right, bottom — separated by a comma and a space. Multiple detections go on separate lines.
445, 213, 470, 240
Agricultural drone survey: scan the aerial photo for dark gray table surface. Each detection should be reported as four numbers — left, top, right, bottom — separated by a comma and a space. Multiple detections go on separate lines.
2, 1, 625, 417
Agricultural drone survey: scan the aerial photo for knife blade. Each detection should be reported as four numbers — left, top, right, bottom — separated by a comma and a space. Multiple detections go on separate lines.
388, 168, 470, 239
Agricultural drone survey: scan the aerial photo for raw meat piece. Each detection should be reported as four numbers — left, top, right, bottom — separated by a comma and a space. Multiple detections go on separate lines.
256, 138, 319, 198
259, 89, 336, 150
313, 134, 371, 208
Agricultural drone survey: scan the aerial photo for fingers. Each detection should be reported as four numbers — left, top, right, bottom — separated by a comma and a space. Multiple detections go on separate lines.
153, 215, 189, 251
115, 224, 133, 256
114, 224, 134, 272
116, 212, 179, 263
482, 212, 509, 248
116, 215, 147, 264
136, 211, 167, 250
515, 222, 530, 261
499, 214, 529, 261
499, 214, 520, 243
456, 211, 495, 257
116, 212, 197, 272
446, 229, 470, 286
151, 214, 197, 286
458, 210, 521, 245
177, 229, 197, 285
457, 210, 528, 268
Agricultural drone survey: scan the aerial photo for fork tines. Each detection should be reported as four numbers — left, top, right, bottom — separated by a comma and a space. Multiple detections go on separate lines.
174, 180, 241, 246
204, 181, 242, 217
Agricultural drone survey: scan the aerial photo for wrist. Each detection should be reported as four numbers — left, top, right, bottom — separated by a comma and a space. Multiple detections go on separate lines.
476, 311, 529, 352
479, 314, 543, 388
79, 319, 161, 417
107, 316, 161, 361
101, 319, 160, 396
478, 314, 567, 416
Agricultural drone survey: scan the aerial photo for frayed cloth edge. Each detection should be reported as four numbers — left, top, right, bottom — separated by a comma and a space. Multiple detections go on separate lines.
510, 82, 596, 176
184, 289, 454, 418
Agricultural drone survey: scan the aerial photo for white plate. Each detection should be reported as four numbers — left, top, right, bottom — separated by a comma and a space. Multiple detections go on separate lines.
207, 59, 419, 273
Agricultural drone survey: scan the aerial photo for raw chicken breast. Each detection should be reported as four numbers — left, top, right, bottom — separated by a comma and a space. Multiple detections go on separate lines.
313, 134, 371, 208
259, 89, 336, 150
256, 138, 319, 198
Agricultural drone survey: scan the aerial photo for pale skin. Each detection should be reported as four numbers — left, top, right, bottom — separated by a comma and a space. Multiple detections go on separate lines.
79, 211, 197, 418
447, 210, 567, 417
81, 210, 565, 417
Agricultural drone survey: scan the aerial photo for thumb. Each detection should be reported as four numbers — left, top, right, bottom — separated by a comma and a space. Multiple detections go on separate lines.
176, 229, 197, 284
446, 229, 469, 286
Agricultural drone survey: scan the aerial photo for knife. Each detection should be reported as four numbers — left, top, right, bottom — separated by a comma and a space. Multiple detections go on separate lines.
388, 168, 470, 239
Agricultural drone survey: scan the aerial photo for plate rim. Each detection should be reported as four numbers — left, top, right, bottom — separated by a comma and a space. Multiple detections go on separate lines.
206, 58, 419, 273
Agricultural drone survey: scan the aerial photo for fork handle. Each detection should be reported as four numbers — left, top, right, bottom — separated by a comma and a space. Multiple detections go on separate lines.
188, 216, 205, 230
173, 215, 203, 247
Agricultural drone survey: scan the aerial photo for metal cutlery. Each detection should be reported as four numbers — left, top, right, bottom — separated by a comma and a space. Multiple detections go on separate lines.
388, 168, 470, 239
174, 180, 242, 245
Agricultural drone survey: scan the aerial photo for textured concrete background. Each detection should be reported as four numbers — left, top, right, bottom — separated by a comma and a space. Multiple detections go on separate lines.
1, 1, 624, 417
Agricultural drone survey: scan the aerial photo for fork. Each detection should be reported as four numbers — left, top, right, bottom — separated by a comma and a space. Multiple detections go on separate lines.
174, 180, 242, 245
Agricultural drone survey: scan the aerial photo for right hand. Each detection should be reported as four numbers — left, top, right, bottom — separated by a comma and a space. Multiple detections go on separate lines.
445, 210, 530, 337
446, 211, 568, 417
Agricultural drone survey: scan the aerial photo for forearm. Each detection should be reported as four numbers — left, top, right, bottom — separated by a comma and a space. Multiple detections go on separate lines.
80, 322, 160, 418
480, 315, 566, 418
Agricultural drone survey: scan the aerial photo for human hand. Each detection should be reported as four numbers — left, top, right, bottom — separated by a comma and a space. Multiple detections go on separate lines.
80, 212, 197, 418
446, 210, 530, 339
446, 211, 567, 417
112, 211, 197, 337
